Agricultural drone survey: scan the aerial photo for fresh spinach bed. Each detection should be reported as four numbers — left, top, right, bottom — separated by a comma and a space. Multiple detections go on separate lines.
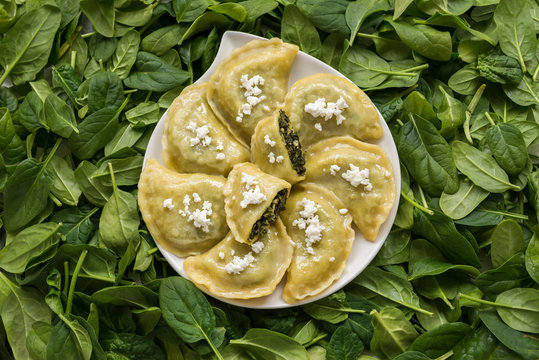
0, 0, 538, 359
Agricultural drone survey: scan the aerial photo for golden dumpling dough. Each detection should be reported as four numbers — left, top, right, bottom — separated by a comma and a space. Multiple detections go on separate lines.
183, 219, 293, 299
162, 83, 249, 176
250, 110, 305, 185
138, 159, 228, 257
224, 162, 291, 244
207, 38, 298, 146
303, 137, 396, 241
281, 185, 355, 303
283, 73, 382, 149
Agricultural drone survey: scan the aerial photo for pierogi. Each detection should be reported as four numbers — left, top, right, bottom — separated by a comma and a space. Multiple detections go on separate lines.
183, 219, 293, 299
138, 159, 228, 257
280, 186, 355, 303
162, 83, 249, 176
303, 137, 395, 241
207, 38, 298, 145
284, 73, 382, 149
250, 110, 305, 185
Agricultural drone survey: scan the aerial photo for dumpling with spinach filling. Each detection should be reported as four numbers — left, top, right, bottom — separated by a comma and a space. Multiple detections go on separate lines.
138, 159, 228, 257
251, 110, 305, 185
207, 38, 298, 146
224, 162, 291, 244
284, 73, 382, 149
280, 185, 355, 304
303, 137, 396, 241
162, 83, 250, 176
183, 219, 293, 299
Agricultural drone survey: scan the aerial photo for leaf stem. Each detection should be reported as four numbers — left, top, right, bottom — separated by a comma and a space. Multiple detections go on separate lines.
303, 333, 328, 348
65, 249, 88, 317
70, 51, 77, 70
464, 84, 486, 144
26, 132, 36, 158
145, 91, 153, 102
58, 25, 83, 59
533, 64, 539, 82
49, 193, 63, 207
435, 350, 454, 360
81, 31, 96, 38
63, 261, 69, 297
484, 112, 496, 126
43, 138, 62, 168
147, 247, 159, 255
417, 184, 429, 209
458, 293, 519, 309
203, 332, 225, 360
401, 191, 434, 215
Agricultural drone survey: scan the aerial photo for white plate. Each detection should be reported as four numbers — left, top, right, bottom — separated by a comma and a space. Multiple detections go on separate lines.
144, 31, 401, 309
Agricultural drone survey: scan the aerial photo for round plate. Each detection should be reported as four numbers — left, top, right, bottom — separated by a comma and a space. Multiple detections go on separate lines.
143, 31, 401, 309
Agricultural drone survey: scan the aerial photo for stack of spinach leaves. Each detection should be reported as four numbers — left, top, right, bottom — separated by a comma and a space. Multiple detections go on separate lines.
0, 0, 538, 359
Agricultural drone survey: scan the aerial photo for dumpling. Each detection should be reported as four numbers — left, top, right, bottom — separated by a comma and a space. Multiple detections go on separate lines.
283, 73, 382, 149
250, 110, 305, 185
207, 38, 298, 146
303, 137, 396, 241
183, 219, 293, 299
280, 185, 355, 303
138, 159, 228, 257
224, 162, 291, 244
162, 83, 250, 176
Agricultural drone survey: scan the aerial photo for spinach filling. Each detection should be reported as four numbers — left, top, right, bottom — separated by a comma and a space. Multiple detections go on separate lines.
248, 188, 288, 241
278, 110, 306, 176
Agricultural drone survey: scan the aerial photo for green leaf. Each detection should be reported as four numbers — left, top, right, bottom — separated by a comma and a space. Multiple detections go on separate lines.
159, 277, 216, 343
440, 176, 490, 219
104, 123, 145, 156
88, 71, 124, 114
495, 288, 539, 333
227, 328, 310, 360
79, 0, 114, 37
208, 3, 246, 22
490, 220, 526, 268
388, 19, 452, 61
346, 0, 390, 46
437, 85, 466, 137
397, 115, 459, 196
452, 140, 519, 193
92, 285, 158, 308
339, 47, 390, 88
0, 5, 61, 85
486, 123, 529, 176
46, 155, 82, 206
54, 244, 117, 283
477, 253, 530, 296
296, 0, 349, 34
46, 316, 92, 360
173, 0, 210, 23
448, 64, 482, 96
302, 295, 363, 324
44, 93, 78, 138
493, 0, 536, 73
370, 307, 418, 359
371, 229, 411, 266
3, 158, 54, 231
124, 52, 190, 92
479, 310, 539, 358
142, 25, 187, 56
281, 5, 321, 59
50, 206, 98, 245
409, 322, 471, 358
74, 160, 112, 207
327, 325, 364, 360
109, 29, 140, 80
503, 74, 539, 106
526, 232, 539, 284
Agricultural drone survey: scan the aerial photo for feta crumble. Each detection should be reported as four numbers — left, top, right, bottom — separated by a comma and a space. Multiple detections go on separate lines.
163, 198, 174, 210
197, 104, 206, 114
329, 164, 341, 176
188, 123, 212, 147
219, 251, 225, 260
179, 194, 213, 233
251, 241, 265, 254
224, 252, 256, 274
216, 140, 224, 151
216, 153, 225, 160
329, 257, 335, 262
292, 198, 326, 255
314, 123, 322, 131
342, 164, 372, 191
264, 135, 276, 147
339, 208, 348, 215
192, 193, 201, 203
240, 185, 267, 208
276, 155, 284, 163
241, 172, 258, 187
304, 96, 349, 125
236, 74, 266, 122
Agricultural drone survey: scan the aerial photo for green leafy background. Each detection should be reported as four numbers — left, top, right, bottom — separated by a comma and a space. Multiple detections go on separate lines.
0, 0, 538, 359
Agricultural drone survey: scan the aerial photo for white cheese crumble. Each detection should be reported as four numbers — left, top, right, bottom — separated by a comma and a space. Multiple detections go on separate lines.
342, 164, 372, 191
251, 241, 265, 254
216, 140, 224, 151
216, 153, 225, 160
240, 185, 267, 208
241, 172, 259, 187
188, 122, 212, 147
219, 251, 225, 260
231, 250, 235, 256
314, 123, 322, 131
268, 152, 283, 164
304, 96, 349, 125
163, 198, 174, 210
376, 164, 391, 177
179, 194, 213, 232
339, 208, 348, 215
236, 74, 266, 122
262, 105, 270, 112
329, 164, 341, 176
292, 198, 326, 255
329, 257, 335, 262
264, 135, 276, 147
224, 252, 256, 274
196, 104, 206, 114
276, 155, 284, 163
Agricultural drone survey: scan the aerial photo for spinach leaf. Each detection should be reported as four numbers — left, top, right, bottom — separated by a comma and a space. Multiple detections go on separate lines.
452, 140, 520, 193
526, 232, 539, 284
477, 253, 531, 297
327, 325, 364, 360
281, 5, 322, 59
88, 71, 124, 114
346, 0, 389, 46
142, 25, 187, 57
371, 229, 411, 266
0, 5, 61, 85
493, 0, 536, 73
397, 115, 459, 196
92, 285, 158, 308
124, 52, 190, 92
26, 322, 53, 360
486, 123, 529, 176
495, 288, 539, 333
409, 322, 472, 358
109, 29, 140, 80
74, 160, 112, 207
54, 244, 117, 283
227, 328, 310, 360
44, 93, 78, 138
503, 74, 539, 106
370, 307, 418, 359
208, 3, 247, 22
479, 310, 539, 359
15, 91, 47, 132
296, 0, 349, 34
490, 220, 526, 268
46, 315, 92, 360
79, 0, 114, 38
47, 155, 82, 206
437, 85, 466, 137
302, 295, 365, 324
174, 0, 210, 23
50, 206, 98, 245
439, 176, 489, 219
101, 332, 164, 360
